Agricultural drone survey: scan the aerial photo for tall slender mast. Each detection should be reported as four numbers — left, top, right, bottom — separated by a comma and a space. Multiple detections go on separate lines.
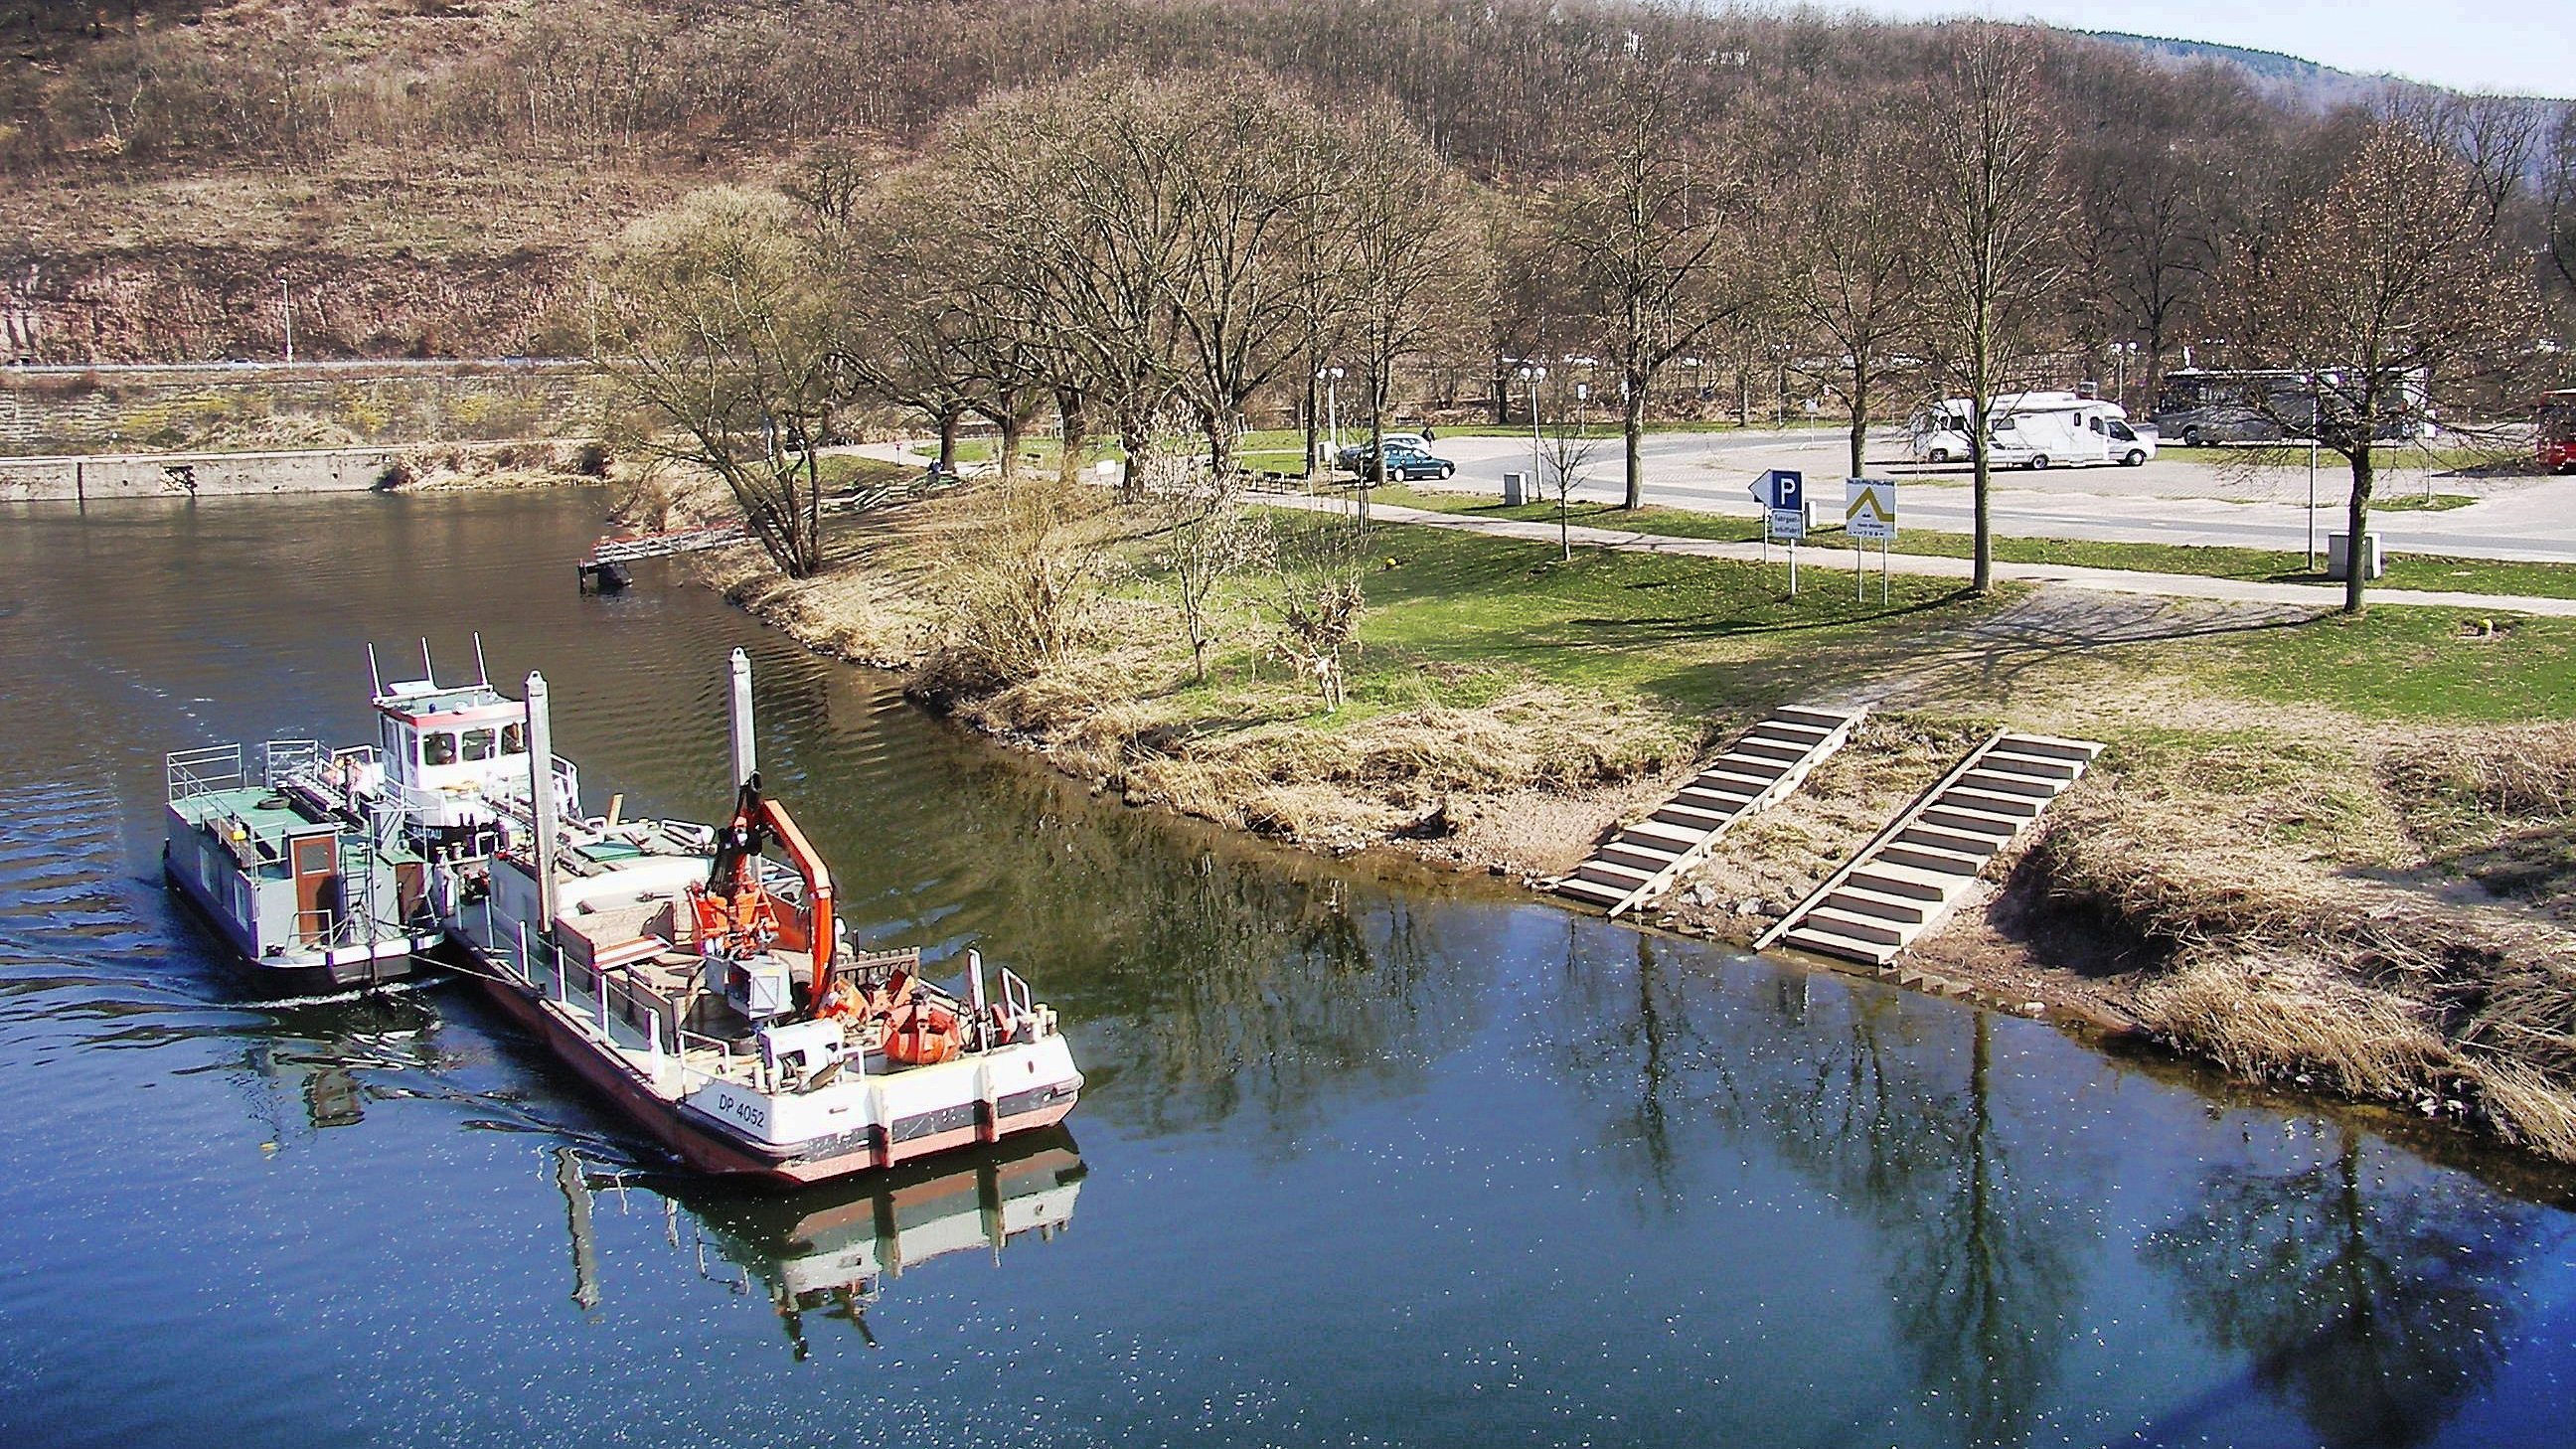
526, 670, 560, 928
727, 648, 756, 790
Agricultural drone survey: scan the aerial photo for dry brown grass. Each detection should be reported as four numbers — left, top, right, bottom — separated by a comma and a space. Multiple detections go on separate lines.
2134, 952, 2455, 1098
941, 621, 1697, 862
2038, 724, 2576, 1160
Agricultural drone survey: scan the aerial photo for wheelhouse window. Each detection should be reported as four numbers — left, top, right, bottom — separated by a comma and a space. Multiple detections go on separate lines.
501, 723, 528, 755
422, 731, 457, 767
461, 727, 496, 762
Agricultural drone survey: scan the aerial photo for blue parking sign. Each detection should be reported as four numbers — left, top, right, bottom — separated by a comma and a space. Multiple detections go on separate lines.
1747, 469, 1802, 510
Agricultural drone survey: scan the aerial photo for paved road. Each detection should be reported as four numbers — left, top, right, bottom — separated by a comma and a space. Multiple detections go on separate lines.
1423, 427, 2576, 564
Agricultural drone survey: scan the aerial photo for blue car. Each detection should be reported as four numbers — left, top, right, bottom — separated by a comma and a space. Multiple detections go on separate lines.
1346, 445, 1456, 482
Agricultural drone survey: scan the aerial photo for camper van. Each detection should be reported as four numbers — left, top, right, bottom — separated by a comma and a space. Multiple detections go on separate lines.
1907, 393, 2154, 469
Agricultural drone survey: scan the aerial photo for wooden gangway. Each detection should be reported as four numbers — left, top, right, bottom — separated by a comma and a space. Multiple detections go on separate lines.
1556, 706, 1865, 916
584, 523, 749, 565
1755, 728, 2103, 968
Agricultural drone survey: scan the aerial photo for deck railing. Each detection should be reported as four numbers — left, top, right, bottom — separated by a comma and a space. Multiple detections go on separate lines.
165, 743, 243, 804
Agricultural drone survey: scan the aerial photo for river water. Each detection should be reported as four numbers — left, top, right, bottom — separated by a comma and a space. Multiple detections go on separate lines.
0, 489, 2570, 1448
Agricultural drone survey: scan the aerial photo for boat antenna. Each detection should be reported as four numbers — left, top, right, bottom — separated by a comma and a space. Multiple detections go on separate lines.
419, 636, 434, 687
472, 632, 490, 687
366, 642, 383, 699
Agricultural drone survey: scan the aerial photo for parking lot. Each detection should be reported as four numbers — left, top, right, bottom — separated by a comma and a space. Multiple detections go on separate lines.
1403, 426, 2575, 564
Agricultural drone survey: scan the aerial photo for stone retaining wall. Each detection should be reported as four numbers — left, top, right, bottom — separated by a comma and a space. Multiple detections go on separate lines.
0, 446, 413, 501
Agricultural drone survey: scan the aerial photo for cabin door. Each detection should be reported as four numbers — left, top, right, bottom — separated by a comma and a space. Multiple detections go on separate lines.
292, 834, 340, 943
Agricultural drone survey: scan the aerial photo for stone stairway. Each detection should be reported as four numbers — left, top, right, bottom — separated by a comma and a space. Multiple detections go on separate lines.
1755, 729, 2104, 968
1556, 706, 1865, 916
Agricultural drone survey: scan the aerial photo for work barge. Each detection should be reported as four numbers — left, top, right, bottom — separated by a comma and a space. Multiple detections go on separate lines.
447, 651, 1084, 1185
163, 639, 1083, 1186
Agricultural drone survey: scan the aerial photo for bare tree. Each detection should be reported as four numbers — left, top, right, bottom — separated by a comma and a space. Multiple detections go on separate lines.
1910, 24, 2066, 595
2208, 118, 2542, 613
1143, 449, 1274, 683
1771, 97, 1926, 480
1534, 373, 1607, 562
943, 79, 1196, 500
1166, 81, 1343, 476
585, 186, 839, 578
2540, 103, 2576, 300
1549, 64, 1753, 510
1331, 100, 1485, 523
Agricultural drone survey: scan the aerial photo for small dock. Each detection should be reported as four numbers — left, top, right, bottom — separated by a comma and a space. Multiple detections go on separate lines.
1756, 729, 2103, 968
1556, 706, 1865, 916
578, 523, 751, 591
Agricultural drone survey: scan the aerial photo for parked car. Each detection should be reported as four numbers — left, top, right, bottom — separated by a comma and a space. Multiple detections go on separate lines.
1335, 433, 1434, 473
1350, 445, 1455, 482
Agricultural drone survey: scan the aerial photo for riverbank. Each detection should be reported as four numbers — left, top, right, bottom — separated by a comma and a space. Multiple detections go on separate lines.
708, 472, 2576, 1164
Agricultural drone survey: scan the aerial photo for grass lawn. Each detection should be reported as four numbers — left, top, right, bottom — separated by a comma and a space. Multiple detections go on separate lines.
1240, 507, 2012, 720
2193, 608, 2576, 724
1368, 485, 2576, 601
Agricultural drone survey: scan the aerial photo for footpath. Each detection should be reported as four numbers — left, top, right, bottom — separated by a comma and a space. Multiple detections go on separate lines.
1281, 495, 2576, 618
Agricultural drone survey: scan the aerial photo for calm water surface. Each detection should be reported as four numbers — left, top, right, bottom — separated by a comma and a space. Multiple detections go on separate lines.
0, 490, 2571, 1448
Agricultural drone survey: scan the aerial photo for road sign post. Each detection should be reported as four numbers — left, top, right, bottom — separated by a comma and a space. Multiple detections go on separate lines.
1752, 469, 1806, 596
1844, 479, 1898, 604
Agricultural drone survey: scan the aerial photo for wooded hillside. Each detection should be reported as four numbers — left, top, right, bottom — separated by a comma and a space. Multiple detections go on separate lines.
0, 0, 2569, 367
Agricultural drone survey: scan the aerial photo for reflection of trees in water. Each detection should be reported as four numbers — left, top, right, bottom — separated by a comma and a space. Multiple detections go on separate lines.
818, 739, 1474, 1137
1550, 945, 2089, 1446
1550, 928, 1731, 1213
1749, 995, 2086, 1448
2144, 1129, 2536, 1449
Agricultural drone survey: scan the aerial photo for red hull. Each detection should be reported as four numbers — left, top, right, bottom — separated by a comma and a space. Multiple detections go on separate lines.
467, 968, 1077, 1186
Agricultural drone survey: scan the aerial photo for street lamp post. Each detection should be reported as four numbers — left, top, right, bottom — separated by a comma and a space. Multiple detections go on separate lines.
1517, 364, 1547, 493
280, 277, 294, 366
1316, 367, 1345, 460
2112, 341, 2137, 412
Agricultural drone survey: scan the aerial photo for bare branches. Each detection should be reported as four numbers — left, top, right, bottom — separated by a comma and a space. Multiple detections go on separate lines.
584, 187, 840, 578
2208, 118, 2545, 611
1547, 64, 1755, 509
1909, 23, 2065, 594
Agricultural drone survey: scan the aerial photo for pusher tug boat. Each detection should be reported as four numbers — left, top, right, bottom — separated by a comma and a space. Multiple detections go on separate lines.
160, 637, 576, 990
162, 737, 444, 990
452, 650, 1083, 1185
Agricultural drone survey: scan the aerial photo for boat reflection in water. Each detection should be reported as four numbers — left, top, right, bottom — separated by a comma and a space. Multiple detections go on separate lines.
551, 1129, 1085, 1356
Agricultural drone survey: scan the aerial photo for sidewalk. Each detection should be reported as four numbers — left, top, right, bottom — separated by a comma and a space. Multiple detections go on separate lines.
1283, 495, 2576, 618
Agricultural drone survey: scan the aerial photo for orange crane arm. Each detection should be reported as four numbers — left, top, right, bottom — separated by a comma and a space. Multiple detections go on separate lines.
757, 795, 837, 989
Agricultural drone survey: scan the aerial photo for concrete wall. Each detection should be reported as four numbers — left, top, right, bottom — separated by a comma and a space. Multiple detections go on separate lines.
0, 447, 408, 502
0, 362, 614, 455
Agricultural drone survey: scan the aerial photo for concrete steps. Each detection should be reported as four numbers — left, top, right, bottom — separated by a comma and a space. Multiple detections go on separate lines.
1555, 706, 1865, 916
1756, 729, 2103, 968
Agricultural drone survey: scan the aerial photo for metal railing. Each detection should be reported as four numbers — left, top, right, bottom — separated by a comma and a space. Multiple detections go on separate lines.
165, 743, 243, 803
503, 919, 691, 1083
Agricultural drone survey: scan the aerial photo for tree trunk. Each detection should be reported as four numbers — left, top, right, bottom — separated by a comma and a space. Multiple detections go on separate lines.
1303, 370, 1320, 476
2342, 444, 2374, 614
1202, 402, 1233, 477
1492, 358, 1511, 426
1622, 376, 1645, 510
1055, 388, 1086, 488
1969, 394, 1993, 594
1118, 417, 1151, 503
998, 413, 1025, 483
936, 408, 961, 472
1847, 362, 1870, 481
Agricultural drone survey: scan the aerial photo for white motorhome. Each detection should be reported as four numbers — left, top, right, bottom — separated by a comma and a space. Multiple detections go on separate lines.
1907, 393, 2155, 469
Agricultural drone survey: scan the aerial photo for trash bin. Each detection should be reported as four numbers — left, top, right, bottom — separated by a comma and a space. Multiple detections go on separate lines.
2328, 532, 2384, 581
1502, 471, 1527, 507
